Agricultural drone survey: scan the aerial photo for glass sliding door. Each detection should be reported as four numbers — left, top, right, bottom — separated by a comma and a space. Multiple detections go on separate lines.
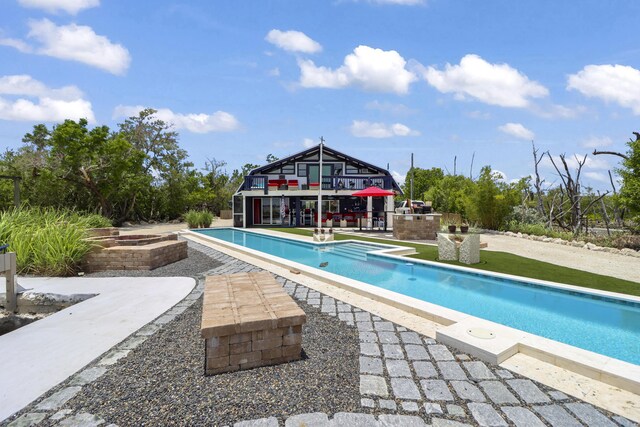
256, 197, 289, 225
261, 198, 271, 225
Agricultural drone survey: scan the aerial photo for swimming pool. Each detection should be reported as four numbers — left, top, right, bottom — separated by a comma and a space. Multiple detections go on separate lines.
195, 228, 640, 365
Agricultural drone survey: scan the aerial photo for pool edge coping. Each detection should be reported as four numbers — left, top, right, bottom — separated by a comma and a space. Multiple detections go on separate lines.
182, 228, 640, 396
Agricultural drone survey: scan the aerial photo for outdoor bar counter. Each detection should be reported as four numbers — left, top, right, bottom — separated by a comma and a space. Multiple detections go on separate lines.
392, 213, 441, 240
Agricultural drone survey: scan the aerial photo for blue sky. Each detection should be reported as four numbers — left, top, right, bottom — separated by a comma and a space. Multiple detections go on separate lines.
1, 0, 639, 190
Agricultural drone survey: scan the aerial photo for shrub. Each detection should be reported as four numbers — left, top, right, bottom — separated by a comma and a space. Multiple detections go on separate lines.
507, 206, 545, 225
198, 210, 214, 228
503, 220, 574, 241
0, 207, 110, 276
185, 210, 214, 228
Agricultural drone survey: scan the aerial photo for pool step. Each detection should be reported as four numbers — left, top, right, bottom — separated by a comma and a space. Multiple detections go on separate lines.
327, 245, 369, 261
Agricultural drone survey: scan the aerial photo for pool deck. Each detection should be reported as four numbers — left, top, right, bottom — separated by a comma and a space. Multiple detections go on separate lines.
184, 227, 640, 422
0, 276, 195, 421
2, 222, 638, 424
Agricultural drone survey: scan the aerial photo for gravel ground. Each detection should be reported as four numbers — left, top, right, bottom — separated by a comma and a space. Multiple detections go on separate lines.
35, 295, 360, 426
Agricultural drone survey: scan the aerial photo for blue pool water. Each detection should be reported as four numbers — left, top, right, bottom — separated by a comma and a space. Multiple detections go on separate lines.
196, 228, 640, 365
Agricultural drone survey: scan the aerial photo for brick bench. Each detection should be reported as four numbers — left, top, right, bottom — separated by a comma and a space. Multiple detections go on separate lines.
200, 272, 306, 375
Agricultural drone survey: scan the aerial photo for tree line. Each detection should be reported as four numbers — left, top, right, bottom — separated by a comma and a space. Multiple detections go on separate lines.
402, 132, 640, 235
1, 107, 638, 235
0, 109, 259, 224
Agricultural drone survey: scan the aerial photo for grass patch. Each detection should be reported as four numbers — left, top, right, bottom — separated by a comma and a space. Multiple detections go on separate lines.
0, 207, 111, 276
270, 228, 640, 297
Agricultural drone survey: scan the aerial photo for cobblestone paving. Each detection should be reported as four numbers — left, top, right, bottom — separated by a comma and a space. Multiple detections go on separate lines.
6, 240, 637, 427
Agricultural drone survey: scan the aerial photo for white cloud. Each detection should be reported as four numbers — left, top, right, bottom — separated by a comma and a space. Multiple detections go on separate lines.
268, 67, 280, 77
581, 136, 613, 149
0, 37, 33, 53
492, 169, 507, 181
498, 122, 534, 140
18, 0, 100, 14
265, 30, 322, 54
298, 45, 417, 94
567, 64, 640, 115
0, 19, 130, 75
113, 105, 239, 134
466, 110, 491, 119
542, 154, 610, 172
391, 170, 406, 185
0, 74, 82, 99
531, 103, 586, 119
584, 171, 609, 183
350, 120, 419, 138
303, 138, 315, 148
0, 74, 94, 122
422, 54, 548, 107
365, 100, 415, 115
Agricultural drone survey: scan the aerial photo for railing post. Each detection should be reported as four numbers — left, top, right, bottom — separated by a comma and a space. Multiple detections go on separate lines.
4, 252, 17, 312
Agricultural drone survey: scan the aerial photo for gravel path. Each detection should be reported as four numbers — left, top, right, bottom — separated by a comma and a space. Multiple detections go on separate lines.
3, 240, 637, 427
481, 233, 640, 283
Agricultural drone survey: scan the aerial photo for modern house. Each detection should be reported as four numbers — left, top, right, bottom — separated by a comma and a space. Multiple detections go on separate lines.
232, 143, 402, 228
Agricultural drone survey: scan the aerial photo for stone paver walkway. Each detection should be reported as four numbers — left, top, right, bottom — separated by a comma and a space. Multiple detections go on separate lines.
6, 240, 637, 427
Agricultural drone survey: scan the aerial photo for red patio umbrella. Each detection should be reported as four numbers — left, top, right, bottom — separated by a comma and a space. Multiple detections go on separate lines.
352, 186, 395, 229
351, 186, 395, 197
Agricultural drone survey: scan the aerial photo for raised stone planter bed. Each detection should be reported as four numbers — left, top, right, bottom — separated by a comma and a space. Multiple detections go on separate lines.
201, 271, 306, 375
83, 231, 187, 273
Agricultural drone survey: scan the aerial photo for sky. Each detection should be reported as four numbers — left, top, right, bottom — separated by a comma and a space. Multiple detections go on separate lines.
1, 0, 639, 190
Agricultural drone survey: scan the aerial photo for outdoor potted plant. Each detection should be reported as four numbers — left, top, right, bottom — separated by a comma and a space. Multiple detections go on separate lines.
446, 220, 457, 233
460, 222, 469, 233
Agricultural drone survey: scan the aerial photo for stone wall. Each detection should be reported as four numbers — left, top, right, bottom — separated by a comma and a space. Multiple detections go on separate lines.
392, 214, 441, 241
205, 325, 303, 374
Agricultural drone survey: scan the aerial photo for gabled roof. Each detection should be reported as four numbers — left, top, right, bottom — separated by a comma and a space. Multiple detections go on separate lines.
249, 143, 389, 176
239, 143, 402, 193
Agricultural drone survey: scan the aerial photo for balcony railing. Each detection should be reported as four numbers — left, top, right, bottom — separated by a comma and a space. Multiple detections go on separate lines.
241, 175, 395, 194
328, 176, 393, 191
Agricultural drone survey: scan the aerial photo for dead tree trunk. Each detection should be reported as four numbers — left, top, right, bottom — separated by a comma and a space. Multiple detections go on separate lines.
532, 141, 546, 217
545, 152, 608, 236
598, 190, 611, 236
608, 170, 624, 227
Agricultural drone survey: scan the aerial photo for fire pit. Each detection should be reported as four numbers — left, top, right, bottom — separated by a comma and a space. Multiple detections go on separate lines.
83, 230, 187, 273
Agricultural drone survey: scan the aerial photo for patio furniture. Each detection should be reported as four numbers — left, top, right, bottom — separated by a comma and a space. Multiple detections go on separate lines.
287, 180, 299, 190
437, 233, 480, 264
201, 272, 306, 375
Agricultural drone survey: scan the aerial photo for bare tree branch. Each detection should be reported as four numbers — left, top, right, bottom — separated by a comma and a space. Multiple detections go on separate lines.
592, 150, 629, 160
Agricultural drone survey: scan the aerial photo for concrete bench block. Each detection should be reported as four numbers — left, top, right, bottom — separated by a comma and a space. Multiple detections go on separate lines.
201, 272, 306, 375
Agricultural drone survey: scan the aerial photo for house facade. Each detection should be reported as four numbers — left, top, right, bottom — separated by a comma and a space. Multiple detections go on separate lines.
232, 143, 402, 228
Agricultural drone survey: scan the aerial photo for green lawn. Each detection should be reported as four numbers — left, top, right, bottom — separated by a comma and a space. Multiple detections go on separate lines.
269, 228, 640, 297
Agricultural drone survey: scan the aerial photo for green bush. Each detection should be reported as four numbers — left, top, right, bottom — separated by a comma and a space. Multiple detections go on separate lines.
198, 211, 214, 228
184, 210, 213, 228
503, 220, 574, 241
0, 207, 111, 276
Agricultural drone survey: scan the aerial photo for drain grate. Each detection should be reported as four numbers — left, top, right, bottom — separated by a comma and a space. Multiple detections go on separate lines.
467, 328, 496, 339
